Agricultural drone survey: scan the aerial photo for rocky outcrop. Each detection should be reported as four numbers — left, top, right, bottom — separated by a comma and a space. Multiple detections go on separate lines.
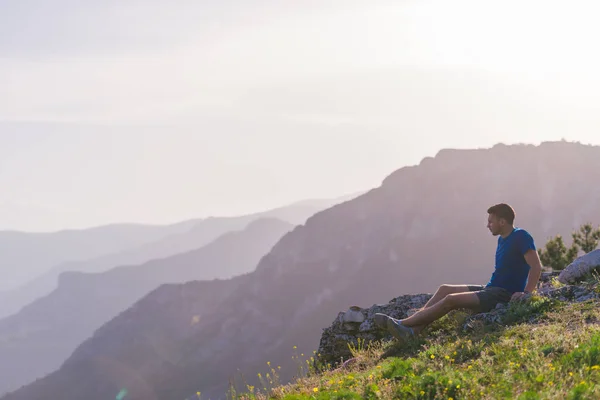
316, 295, 431, 367
558, 249, 600, 284
317, 270, 600, 365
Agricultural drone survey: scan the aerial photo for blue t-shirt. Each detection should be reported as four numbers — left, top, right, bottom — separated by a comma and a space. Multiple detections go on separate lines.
486, 228, 536, 293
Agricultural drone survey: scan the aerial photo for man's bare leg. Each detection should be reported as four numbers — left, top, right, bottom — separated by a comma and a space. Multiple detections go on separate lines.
409, 285, 475, 333
401, 292, 480, 334
422, 284, 475, 309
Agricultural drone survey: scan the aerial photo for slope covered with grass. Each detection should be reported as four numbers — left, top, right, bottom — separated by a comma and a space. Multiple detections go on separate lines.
231, 281, 600, 400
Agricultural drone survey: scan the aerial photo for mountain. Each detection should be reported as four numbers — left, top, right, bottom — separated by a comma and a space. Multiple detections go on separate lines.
0, 218, 293, 397
5, 141, 599, 400
0, 220, 200, 291
0, 194, 359, 319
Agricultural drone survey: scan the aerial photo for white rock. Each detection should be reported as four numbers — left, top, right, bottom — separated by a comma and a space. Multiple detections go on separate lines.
341, 306, 365, 323
558, 249, 600, 284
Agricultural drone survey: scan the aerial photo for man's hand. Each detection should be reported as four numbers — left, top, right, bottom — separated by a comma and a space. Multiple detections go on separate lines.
510, 291, 530, 302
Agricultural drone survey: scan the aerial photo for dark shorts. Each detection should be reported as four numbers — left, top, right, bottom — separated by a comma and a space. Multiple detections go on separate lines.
467, 285, 513, 313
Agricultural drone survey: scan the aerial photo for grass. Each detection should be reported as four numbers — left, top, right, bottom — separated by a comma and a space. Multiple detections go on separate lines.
230, 294, 600, 400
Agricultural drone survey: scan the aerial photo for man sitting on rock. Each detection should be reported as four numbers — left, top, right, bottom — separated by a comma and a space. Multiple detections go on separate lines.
375, 203, 543, 341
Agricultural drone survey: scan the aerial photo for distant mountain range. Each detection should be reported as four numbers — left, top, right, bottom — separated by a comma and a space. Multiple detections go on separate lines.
0, 220, 200, 292
0, 218, 293, 397
5, 141, 600, 400
0, 194, 359, 320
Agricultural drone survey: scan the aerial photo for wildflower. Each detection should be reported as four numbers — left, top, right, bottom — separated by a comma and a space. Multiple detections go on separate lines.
445, 355, 450, 360
420, 391, 425, 395
456, 385, 460, 389
430, 354, 435, 359
592, 365, 600, 370
453, 351, 457, 356
313, 388, 319, 393
377, 366, 382, 369
449, 398, 454, 400
468, 366, 473, 369
328, 380, 334, 385
569, 372, 574, 376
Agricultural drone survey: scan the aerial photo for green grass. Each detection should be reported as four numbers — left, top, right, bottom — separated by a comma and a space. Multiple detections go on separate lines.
231, 295, 600, 400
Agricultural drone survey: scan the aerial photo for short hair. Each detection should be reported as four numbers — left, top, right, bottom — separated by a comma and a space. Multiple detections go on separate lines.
487, 203, 515, 224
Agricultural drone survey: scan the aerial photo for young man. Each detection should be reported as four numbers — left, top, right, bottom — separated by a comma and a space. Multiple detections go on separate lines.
375, 203, 543, 341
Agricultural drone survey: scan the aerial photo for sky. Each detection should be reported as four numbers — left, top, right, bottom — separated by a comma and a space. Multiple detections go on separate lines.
2, 0, 600, 231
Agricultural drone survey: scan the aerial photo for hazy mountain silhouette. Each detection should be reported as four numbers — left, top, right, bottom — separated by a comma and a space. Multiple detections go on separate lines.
0, 220, 200, 292
0, 218, 293, 397
0, 194, 359, 320
6, 141, 598, 400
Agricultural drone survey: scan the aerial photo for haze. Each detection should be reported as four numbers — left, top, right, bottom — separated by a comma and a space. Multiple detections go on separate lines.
2, 0, 599, 231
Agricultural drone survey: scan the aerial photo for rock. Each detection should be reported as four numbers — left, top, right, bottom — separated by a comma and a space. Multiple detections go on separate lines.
315, 294, 431, 367
540, 271, 560, 283
558, 250, 600, 284
463, 307, 508, 331
576, 293, 597, 303
341, 306, 366, 324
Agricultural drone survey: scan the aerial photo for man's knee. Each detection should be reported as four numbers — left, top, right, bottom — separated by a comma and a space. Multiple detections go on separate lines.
438, 284, 451, 294
441, 293, 479, 310
441, 293, 460, 308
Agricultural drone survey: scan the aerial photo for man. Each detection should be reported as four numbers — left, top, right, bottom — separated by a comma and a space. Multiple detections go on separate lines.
375, 203, 543, 341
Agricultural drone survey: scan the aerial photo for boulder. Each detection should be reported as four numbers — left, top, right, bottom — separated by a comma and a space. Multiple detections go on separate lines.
316, 294, 431, 368
558, 250, 600, 284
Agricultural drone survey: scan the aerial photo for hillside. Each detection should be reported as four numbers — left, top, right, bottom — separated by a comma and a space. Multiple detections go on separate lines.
0, 218, 293, 397
4, 141, 600, 400
234, 270, 600, 400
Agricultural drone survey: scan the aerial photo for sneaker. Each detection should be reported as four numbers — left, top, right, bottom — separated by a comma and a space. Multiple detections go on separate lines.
386, 316, 414, 341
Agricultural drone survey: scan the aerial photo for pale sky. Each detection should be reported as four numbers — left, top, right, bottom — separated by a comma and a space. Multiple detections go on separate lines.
2, 0, 600, 231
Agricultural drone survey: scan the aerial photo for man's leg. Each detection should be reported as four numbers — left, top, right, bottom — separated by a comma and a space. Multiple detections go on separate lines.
401, 292, 480, 331
407, 284, 479, 333
421, 284, 478, 309
381, 292, 481, 340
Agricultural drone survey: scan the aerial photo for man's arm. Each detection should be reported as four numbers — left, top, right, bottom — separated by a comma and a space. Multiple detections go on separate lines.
511, 249, 543, 301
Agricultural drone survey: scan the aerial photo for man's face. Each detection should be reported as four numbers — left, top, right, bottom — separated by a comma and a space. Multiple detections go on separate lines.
487, 214, 504, 236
